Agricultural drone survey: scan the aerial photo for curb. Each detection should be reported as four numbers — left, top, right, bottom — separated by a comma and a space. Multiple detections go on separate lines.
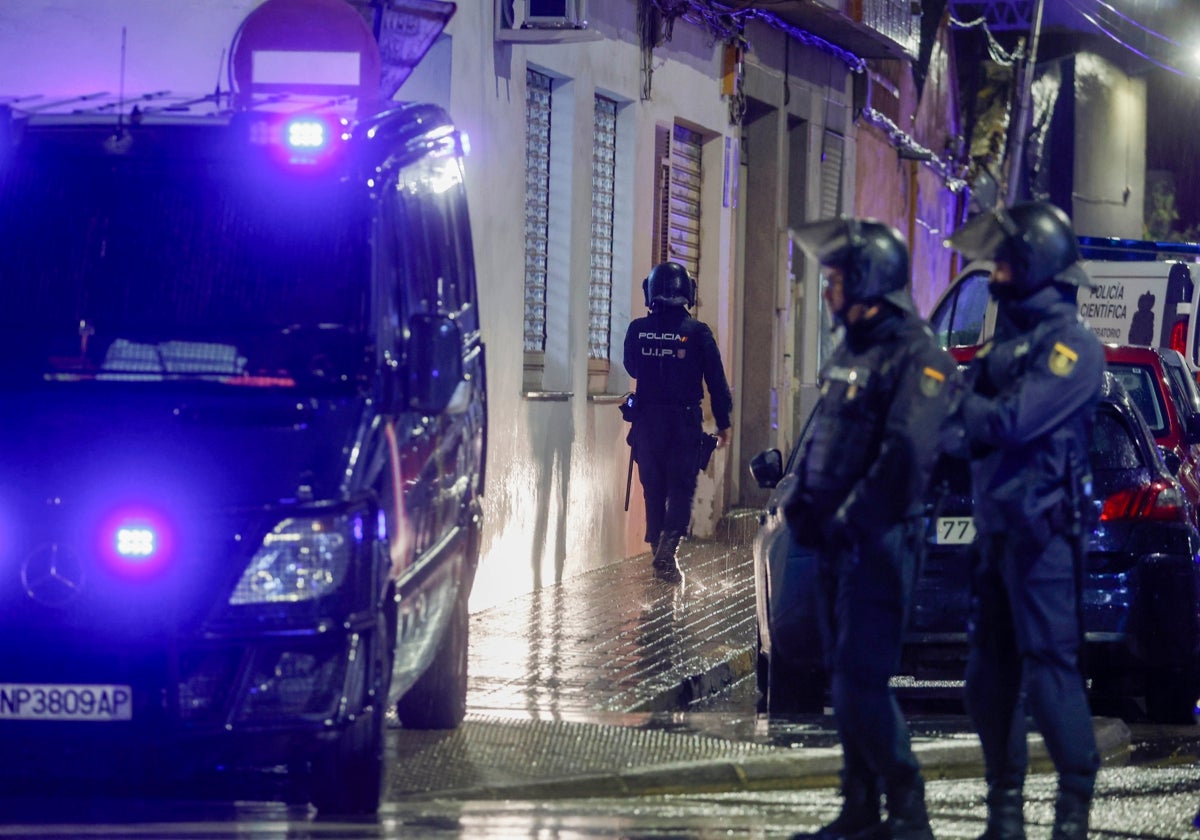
393, 717, 1132, 801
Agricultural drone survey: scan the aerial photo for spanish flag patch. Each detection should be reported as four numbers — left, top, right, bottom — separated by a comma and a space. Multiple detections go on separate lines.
1048, 342, 1079, 377
920, 366, 946, 397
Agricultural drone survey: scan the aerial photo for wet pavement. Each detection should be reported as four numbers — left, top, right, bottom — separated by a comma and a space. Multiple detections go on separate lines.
388, 510, 1134, 800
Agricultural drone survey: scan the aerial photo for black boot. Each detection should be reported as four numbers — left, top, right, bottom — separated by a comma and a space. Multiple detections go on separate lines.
977, 786, 1025, 840
885, 772, 934, 840
652, 530, 683, 583
792, 773, 885, 840
1049, 789, 1090, 840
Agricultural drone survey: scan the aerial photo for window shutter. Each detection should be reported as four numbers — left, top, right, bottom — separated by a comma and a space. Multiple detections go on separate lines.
523, 70, 552, 353
819, 130, 844, 219
666, 124, 702, 280
589, 95, 617, 362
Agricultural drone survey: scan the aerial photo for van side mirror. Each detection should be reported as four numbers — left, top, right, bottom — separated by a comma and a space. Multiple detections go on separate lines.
749, 449, 784, 488
407, 314, 464, 414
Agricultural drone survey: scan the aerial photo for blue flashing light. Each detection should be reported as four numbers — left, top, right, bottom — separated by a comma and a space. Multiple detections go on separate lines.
287, 118, 328, 151
1079, 235, 1200, 262
98, 506, 174, 576
116, 526, 156, 559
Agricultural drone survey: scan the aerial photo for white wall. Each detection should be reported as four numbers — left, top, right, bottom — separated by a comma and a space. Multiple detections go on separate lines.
447, 2, 741, 609
1072, 52, 1147, 239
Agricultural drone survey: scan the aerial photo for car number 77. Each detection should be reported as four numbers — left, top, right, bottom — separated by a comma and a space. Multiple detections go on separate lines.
935, 516, 976, 545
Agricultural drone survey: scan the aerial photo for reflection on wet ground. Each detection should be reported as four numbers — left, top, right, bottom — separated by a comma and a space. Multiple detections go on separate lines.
466, 525, 759, 716
3, 520, 1197, 835
4, 764, 1199, 839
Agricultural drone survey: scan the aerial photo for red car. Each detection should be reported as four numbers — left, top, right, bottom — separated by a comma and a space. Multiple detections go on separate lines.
1104, 344, 1200, 526
952, 343, 1200, 526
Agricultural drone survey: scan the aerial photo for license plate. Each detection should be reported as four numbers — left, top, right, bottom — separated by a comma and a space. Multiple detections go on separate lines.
0, 683, 133, 722
933, 516, 977, 545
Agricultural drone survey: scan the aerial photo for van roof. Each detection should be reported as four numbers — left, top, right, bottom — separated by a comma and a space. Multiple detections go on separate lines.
0, 92, 459, 176
1, 90, 370, 125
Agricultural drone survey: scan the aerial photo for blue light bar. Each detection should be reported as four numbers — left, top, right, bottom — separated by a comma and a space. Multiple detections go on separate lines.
287, 118, 327, 151
116, 525, 156, 559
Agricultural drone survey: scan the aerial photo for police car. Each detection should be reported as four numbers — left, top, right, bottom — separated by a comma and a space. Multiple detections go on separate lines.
0, 0, 485, 815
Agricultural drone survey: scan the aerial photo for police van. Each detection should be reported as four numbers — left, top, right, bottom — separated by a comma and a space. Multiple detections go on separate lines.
930, 236, 1200, 361
0, 1, 485, 816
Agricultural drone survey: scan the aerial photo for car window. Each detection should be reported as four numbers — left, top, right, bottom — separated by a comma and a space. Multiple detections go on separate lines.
1161, 351, 1200, 419
1107, 363, 1168, 436
929, 269, 991, 349
1090, 405, 1144, 470
785, 399, 821, 475
1163, 363, 1195, 425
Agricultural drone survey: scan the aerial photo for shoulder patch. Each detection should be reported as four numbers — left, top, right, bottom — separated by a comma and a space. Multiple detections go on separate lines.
920, 366, 946, 397
1048, 341, 1079, 377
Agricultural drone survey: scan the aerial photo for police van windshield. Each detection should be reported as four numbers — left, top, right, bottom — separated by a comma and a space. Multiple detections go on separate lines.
0, 146, 371, 387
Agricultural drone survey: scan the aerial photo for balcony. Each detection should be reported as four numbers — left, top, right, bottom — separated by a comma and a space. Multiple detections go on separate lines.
754, 0, 921, 61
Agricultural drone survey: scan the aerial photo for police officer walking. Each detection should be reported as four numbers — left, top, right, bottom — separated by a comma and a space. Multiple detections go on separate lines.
785, 218, 957, 840
623, 261, 732, 583
946, 200, 1105, 840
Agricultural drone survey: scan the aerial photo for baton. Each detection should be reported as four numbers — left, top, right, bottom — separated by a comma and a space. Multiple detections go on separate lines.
624, 446, 634, 511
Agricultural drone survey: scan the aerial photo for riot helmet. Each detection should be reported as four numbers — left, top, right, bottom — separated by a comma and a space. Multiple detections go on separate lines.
793, 217, 913, 313
643, 261, 697, 310
947, 200, 1091, 300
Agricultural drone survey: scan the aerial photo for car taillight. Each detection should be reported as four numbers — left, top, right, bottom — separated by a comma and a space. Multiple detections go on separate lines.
1099, 479, 1186, 522
1170, 316, 1189, 355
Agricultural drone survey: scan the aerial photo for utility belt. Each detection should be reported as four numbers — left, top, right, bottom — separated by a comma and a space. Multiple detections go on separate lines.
622, 394, 701, 420
619, 393, 705, 433
637, 401, 702, 414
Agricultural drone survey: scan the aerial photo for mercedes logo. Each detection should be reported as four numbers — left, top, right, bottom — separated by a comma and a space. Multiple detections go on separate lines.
21, 544, 86, 608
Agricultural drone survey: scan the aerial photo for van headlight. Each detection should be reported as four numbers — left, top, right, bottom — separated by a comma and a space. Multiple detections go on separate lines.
229, 517, 351, 605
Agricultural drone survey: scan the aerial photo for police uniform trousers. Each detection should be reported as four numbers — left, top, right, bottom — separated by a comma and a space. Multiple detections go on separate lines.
964, 530, 1100, 800
632, 404, 702, 545
816, 522, 923, 791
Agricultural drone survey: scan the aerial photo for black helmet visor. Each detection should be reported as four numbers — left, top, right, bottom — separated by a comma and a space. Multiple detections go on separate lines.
948, 209, 1093, 289
792, 217, 857, 266
945, 209, 1015, 263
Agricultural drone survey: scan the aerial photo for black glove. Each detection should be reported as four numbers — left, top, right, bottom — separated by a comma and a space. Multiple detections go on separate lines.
938, 414, 969, 459
965, 357, 996, 398
959, 391, 995, 458
824, 510, 855, 555
783, 488, 822, 549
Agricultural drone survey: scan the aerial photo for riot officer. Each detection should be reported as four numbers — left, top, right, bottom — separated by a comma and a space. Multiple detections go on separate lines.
622, 261, 732, 583
946, 200, 1105, 840
785, 218, 957, 840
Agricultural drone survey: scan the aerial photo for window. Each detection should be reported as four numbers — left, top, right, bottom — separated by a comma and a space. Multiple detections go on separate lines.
928, 269, 992, 349
589, 95, 617, 367
819, 130, 844, 220
523, 69, 552, 355
1108, 364, 1167, 436
1090, 406, 1142, 471
378, 154, 479, 353
653, 123, 702, 281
